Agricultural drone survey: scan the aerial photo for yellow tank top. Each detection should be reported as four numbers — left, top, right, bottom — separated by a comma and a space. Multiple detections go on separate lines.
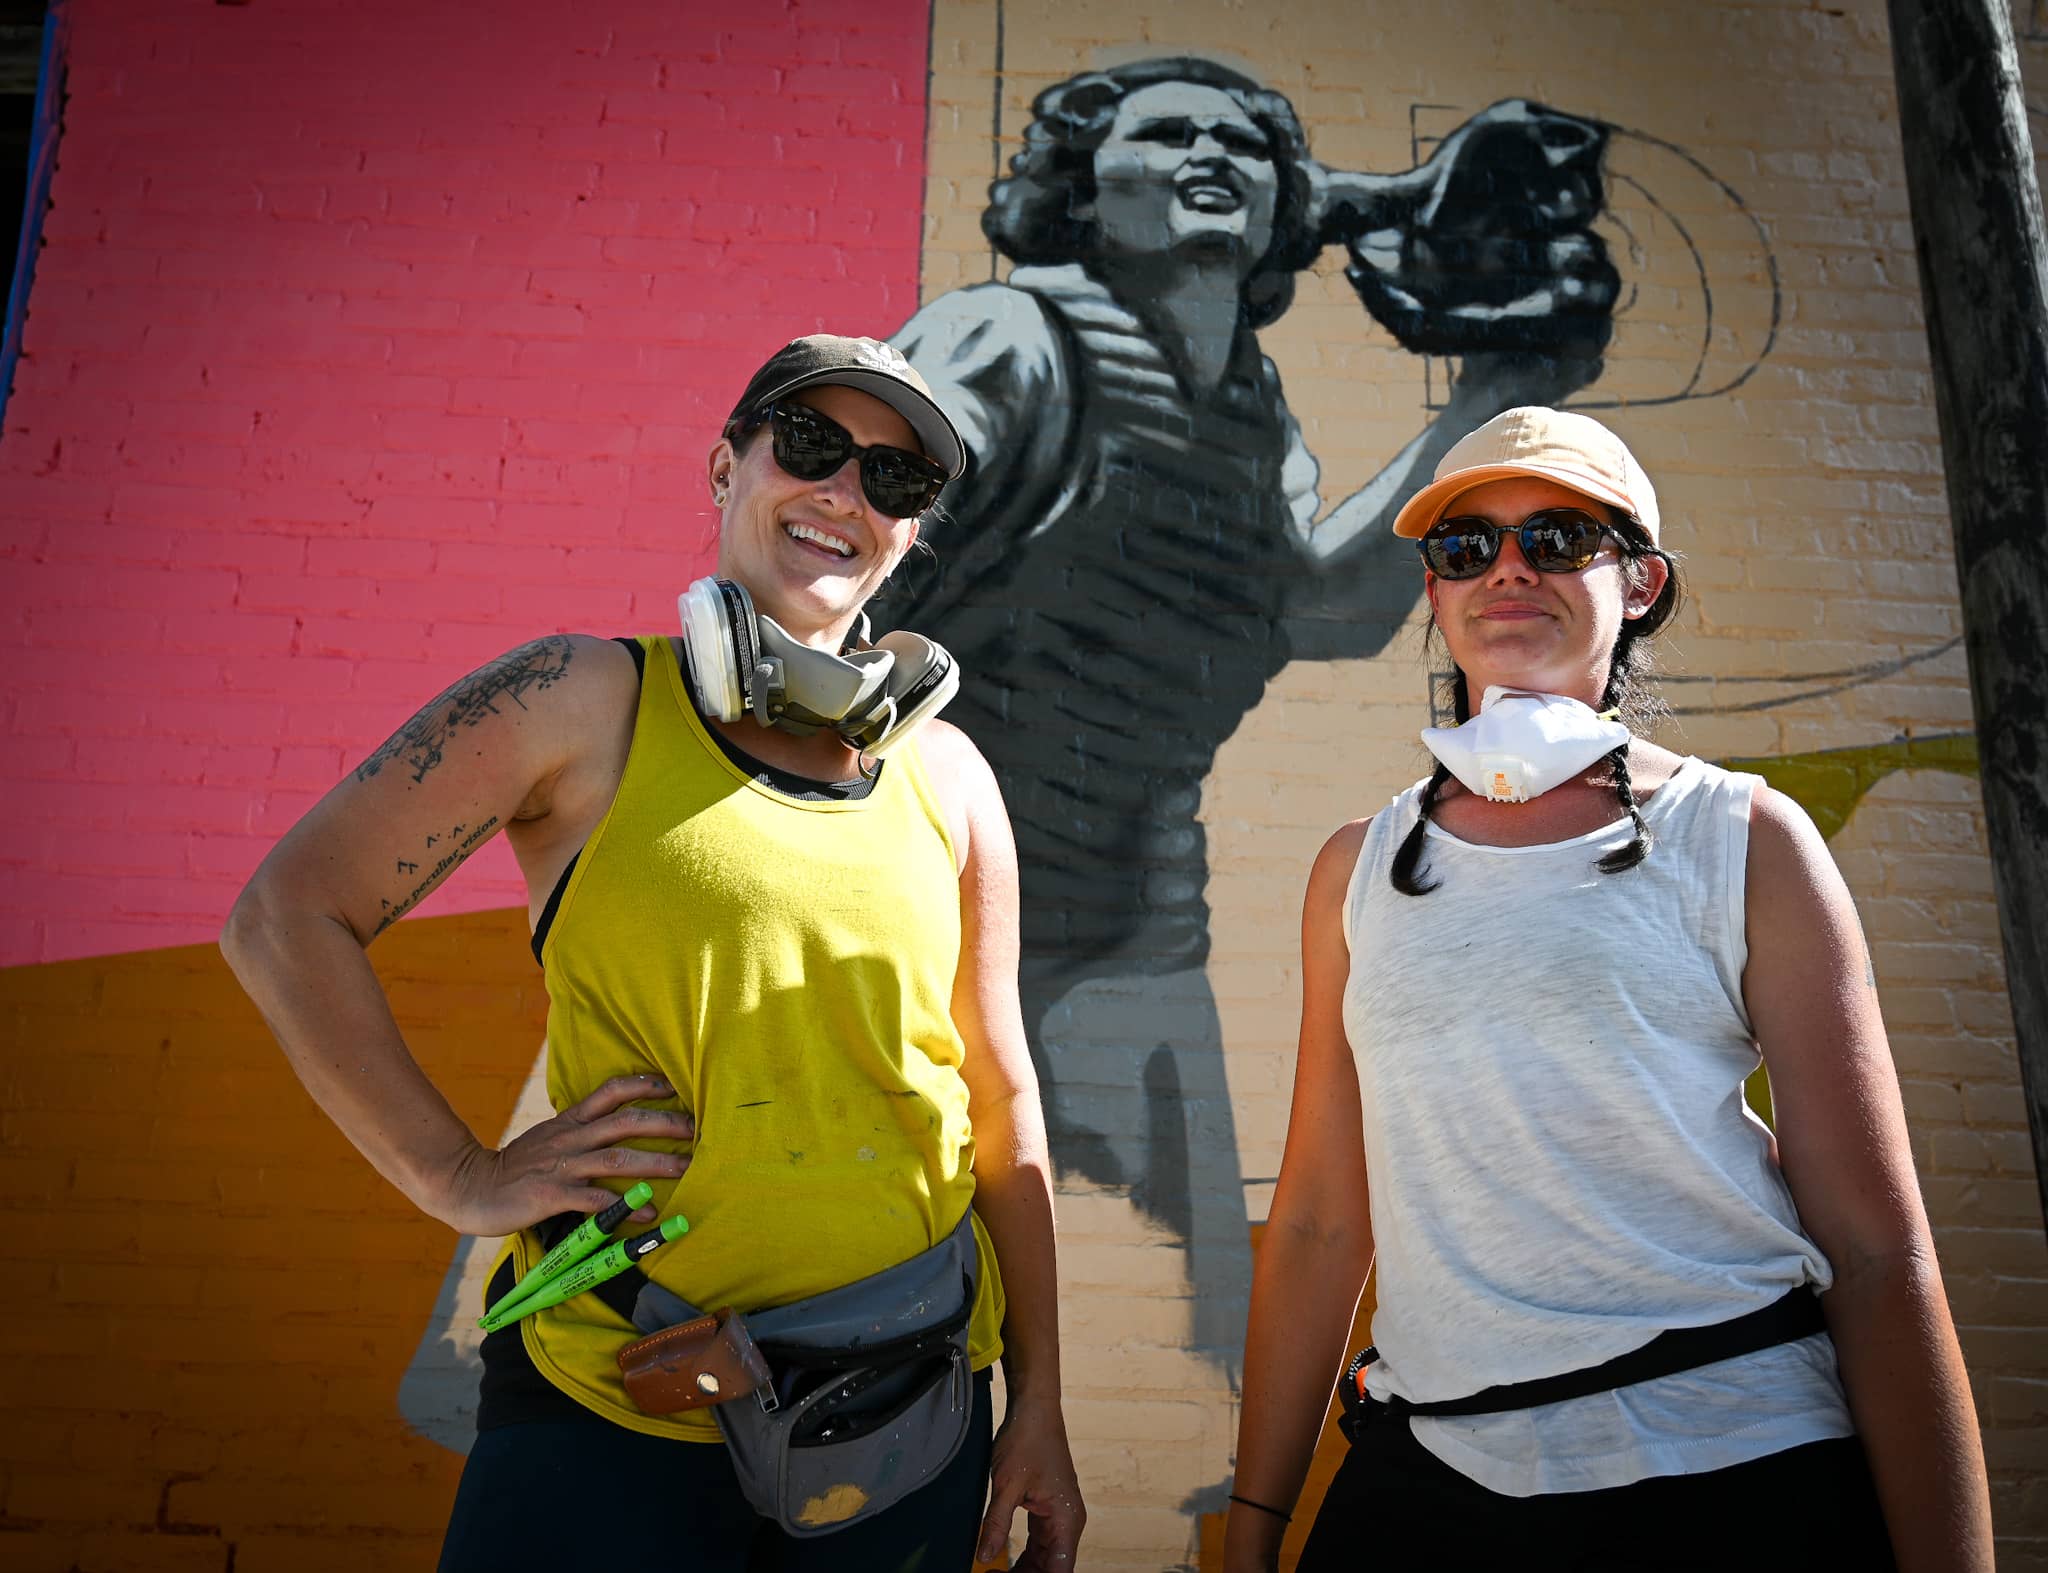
501, 634, 1005, 1441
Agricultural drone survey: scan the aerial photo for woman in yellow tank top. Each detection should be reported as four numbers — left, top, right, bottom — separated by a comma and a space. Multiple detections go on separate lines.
223, 336, 1085, 1571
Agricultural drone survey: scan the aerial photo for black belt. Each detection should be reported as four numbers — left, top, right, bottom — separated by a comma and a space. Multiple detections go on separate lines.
1339, 1289, 1826, 1438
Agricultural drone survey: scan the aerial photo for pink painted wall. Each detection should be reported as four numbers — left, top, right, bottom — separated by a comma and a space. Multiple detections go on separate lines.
0, 0, 932, 967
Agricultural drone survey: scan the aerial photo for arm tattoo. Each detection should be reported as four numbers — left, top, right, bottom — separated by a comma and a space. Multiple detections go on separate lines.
353, 637, 575, 785
373, 816, 502, 937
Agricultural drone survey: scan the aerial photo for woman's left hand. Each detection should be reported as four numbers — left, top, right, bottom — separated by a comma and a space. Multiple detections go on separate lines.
977, 1392, 1085, 1570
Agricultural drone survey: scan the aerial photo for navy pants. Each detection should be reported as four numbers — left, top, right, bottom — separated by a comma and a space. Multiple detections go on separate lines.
1298, 1419, 1895, 1571
439, 1369, 994, 1573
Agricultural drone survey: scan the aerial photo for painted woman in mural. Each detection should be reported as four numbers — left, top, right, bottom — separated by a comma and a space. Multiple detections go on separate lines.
883, 58, 1621, 1345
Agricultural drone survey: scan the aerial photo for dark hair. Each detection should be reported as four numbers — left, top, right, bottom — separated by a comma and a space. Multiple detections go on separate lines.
981, 57, 1322, 331
1391, 517, 1682, 895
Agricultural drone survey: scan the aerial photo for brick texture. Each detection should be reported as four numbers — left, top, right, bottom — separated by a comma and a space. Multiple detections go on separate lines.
0, 908, 544, 1572
0, 0, 933, 967
3, 1, 2046, 1570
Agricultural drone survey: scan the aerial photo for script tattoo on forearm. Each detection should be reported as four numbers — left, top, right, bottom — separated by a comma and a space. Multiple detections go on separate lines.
373, 816, 502, 937
353, 637, 575, 785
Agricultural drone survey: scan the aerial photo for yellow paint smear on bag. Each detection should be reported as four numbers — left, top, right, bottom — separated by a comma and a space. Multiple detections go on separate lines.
796, 1484, 870, 1526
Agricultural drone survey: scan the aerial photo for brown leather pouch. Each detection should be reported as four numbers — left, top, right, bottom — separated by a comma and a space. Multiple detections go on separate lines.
617, 1307, 773, 1415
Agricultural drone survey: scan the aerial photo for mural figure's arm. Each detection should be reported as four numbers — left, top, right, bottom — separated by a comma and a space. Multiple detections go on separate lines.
1743, 786, 1993, 1573
1224, 819, 1376, 1573
918, 718, 1085, 1572
1293, 349, 1609, 570
1290, 101, 1621, 573
220, 637, 692, 1238
886, 284, 1075, 624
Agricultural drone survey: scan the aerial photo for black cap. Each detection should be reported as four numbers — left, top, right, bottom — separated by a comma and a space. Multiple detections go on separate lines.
726, 334, 966, 480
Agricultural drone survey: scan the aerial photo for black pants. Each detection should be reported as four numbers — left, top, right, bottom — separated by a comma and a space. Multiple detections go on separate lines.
1298, 1419, 1895, 1572
439, 1369, 994, 1573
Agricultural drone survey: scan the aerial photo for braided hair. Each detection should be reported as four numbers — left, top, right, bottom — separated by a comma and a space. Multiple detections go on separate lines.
1392, 518, 1679, 896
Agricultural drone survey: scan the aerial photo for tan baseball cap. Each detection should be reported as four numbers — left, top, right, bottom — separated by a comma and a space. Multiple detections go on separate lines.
1391, 406, 1660, 544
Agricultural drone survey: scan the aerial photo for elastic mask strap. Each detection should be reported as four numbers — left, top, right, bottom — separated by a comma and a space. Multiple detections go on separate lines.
843, 609, 873, 655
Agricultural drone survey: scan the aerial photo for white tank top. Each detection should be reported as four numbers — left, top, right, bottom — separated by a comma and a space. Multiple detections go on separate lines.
1343, 756, 1852, 1495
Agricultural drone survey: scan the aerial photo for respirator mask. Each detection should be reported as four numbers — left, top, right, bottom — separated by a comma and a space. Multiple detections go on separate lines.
677, 577, 959, 759
1420, 686, 1629, 803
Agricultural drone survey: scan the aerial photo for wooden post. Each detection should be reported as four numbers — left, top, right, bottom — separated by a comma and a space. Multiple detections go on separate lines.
1886, 0, 2048, 1234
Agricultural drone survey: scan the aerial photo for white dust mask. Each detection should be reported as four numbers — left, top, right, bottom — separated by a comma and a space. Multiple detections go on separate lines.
1421, 686, 1629, 804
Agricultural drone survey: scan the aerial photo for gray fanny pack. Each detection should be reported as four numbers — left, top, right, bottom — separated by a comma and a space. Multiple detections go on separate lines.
626, 1211, 980, 1537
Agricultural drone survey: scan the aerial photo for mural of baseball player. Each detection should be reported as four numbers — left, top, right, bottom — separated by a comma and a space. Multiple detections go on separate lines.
881, 58, 1621, 1354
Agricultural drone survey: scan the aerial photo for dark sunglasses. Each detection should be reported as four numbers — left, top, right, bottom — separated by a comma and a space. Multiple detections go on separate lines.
727, 402, 947, 519
1418, 507, 1624, 580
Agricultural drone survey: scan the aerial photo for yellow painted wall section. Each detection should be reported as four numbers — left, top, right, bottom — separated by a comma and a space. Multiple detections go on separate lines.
0, 910, 544, 1571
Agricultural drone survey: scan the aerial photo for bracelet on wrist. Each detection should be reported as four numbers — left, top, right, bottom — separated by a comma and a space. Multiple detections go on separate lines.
1228, 1492, 1292, 1524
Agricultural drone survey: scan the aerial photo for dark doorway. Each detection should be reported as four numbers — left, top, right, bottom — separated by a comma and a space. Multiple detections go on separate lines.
1, 1, 50, 312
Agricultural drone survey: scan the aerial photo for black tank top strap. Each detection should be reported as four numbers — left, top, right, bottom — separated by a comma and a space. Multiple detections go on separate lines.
528, 639, 646, 964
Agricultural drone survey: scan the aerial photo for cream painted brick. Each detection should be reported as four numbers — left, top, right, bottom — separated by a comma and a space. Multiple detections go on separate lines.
1066, 1500, 1210, 1553
1873, 941, 1996, 984
1057, 1290, 1200, 1354
1839, 682, 1979, 731
1859, 548, 1966, 593
1962, 1081, 2032, 1127
1063, 1240, 1218, 1294
1929, 1125, 2015, 1175
1219, 1048, 1297, 1101
1932, 1229, 2048, 1276
1694, 588, 1829, 635
1920, 1176, 2046, 1228
1072, 1443, 1146, 1498
1955, 990, 2020, 1036
1062, 1395, 1214, 1444
1897, 1078, 1967, 1125
1878, 986, 1961, 1030
1078, 1344, 1251, 1397
1053, 1187, 1179, 1239
1934, 899, 2006, 940
1763, 553, 1866, 593
1891, 1035, 2017, 1083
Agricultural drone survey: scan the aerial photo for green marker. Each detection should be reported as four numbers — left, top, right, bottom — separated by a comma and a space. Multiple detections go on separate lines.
478, 1214, 690, 1333
482, 1182, 656, 1326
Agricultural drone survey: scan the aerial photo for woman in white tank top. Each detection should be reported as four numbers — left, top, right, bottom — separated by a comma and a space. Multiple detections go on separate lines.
1223, 408, 1991, 1571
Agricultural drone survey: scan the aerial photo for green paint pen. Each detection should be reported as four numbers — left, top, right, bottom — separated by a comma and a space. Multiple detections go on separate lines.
478, 1214, 690, 1333
481, 1182, 655, 1326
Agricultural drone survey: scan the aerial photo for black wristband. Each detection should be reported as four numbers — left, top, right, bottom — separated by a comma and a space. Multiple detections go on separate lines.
1228, 1492, 1292, 1524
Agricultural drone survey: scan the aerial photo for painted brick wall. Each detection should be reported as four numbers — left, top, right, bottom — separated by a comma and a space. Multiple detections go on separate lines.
0, 0, 931, 967
2, 1, 2046, 1571
0, 910, 542, 1573
914, 3, 2048, 1568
